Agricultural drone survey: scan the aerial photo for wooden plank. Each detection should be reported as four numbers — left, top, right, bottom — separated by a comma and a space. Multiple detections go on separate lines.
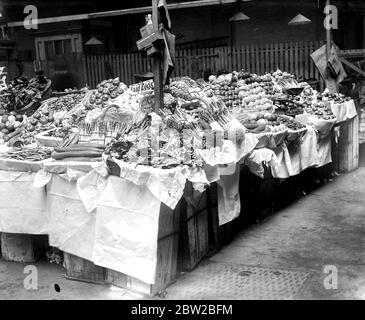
339, 57, 365, 77
299, 42, 304, 79
264, 43, 269, 73
250, 45, 255, 73
64, 252, 106, 285
178, 182, 209, 271
339, 116, 359, 173
279, 43, 284, 71
294, 42, 299, 78
274, 43, 279, 71
304, 42, 309, 79
255, 45, 260, 74
269, 43, 276, 71
123, 53, 128, 84
289, 42, 294, 74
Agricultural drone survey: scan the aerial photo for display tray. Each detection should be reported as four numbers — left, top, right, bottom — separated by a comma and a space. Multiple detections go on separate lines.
0, 157, 51, 172
35, 130, 63, 147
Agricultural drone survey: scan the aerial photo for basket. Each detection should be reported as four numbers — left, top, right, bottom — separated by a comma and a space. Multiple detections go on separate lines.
35, 130, 63, 147
18, 79, 53, 117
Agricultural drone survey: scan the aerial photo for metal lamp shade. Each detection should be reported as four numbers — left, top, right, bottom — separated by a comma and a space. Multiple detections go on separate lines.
85, 37, 103, 45
288, 13, 311, 26
229, 12, 250, 22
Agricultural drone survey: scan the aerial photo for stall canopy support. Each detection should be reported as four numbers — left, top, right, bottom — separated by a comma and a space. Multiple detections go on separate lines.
152, 0, 164, 113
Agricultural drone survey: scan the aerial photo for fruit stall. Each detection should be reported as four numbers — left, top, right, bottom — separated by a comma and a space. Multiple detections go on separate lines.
0, 67, 358, 296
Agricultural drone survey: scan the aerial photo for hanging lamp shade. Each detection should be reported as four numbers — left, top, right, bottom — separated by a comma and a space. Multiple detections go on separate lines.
288, 13, 311, 26
229, 11, 250, 21
85, 37, 103, 45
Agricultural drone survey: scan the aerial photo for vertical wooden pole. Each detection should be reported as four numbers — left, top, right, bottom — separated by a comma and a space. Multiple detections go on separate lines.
325, 0, 331, 61
152, 0, 164, 113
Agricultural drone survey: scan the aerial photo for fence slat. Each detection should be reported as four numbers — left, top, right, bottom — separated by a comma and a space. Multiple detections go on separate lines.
82, 41, 322, 84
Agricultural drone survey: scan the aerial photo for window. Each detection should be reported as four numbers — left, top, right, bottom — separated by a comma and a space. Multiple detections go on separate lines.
35, 34, 82, 60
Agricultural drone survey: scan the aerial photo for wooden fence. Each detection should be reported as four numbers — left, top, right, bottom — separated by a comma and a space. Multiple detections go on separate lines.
83, 40, 324, 88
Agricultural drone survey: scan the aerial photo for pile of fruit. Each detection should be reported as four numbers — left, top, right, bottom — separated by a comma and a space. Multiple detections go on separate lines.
240, 112, 283, 133
317, 91, 351, 104
208, 71, 274, 110
86, 78, 128, 110
238, 83, 273, 110
0, 109, 26, 143
303, 101, 336, 120
274, 96, 304, 116
277, 115, 306, 131
43, 91, 87, 113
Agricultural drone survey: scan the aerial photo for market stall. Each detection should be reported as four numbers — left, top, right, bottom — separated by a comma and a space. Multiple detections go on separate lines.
0, 67, 359, 296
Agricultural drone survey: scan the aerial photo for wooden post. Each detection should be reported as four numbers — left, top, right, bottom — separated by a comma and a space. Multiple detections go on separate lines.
325, 0, 331, 61
152, 0, 164, 113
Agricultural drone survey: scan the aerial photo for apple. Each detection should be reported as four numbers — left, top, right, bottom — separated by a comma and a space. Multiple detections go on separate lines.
1, 115, 8, 123
39, 117, 48, 125
8, 115, 16, 124
14, 121, 22, 128
30, 118, 38, 126
15, 114, 23, 122
6, 124, 15, 132
26, 124, 35, 132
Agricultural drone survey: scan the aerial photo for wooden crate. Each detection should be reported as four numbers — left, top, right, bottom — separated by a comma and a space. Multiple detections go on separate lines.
105, 201, 181, 297
338, 116, 359, 173
63, 253, 106, 285
0, 233, 48, 263
178, 182, 210, 272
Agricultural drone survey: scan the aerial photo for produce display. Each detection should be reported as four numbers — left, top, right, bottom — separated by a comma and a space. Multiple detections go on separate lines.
0, 66, 354, 168
0, 110, 26, 143
207, 71, 275, 110
42, 90, 87, 113
86, 78, 128, 110
274, 96, 304, 116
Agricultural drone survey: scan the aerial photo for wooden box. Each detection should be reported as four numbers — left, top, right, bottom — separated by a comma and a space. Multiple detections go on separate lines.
105, 201, 181, 297
338, 116, 359, 173
178, 182, 210, 271
63, 252, 106, 285
0, 233, 48, 263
